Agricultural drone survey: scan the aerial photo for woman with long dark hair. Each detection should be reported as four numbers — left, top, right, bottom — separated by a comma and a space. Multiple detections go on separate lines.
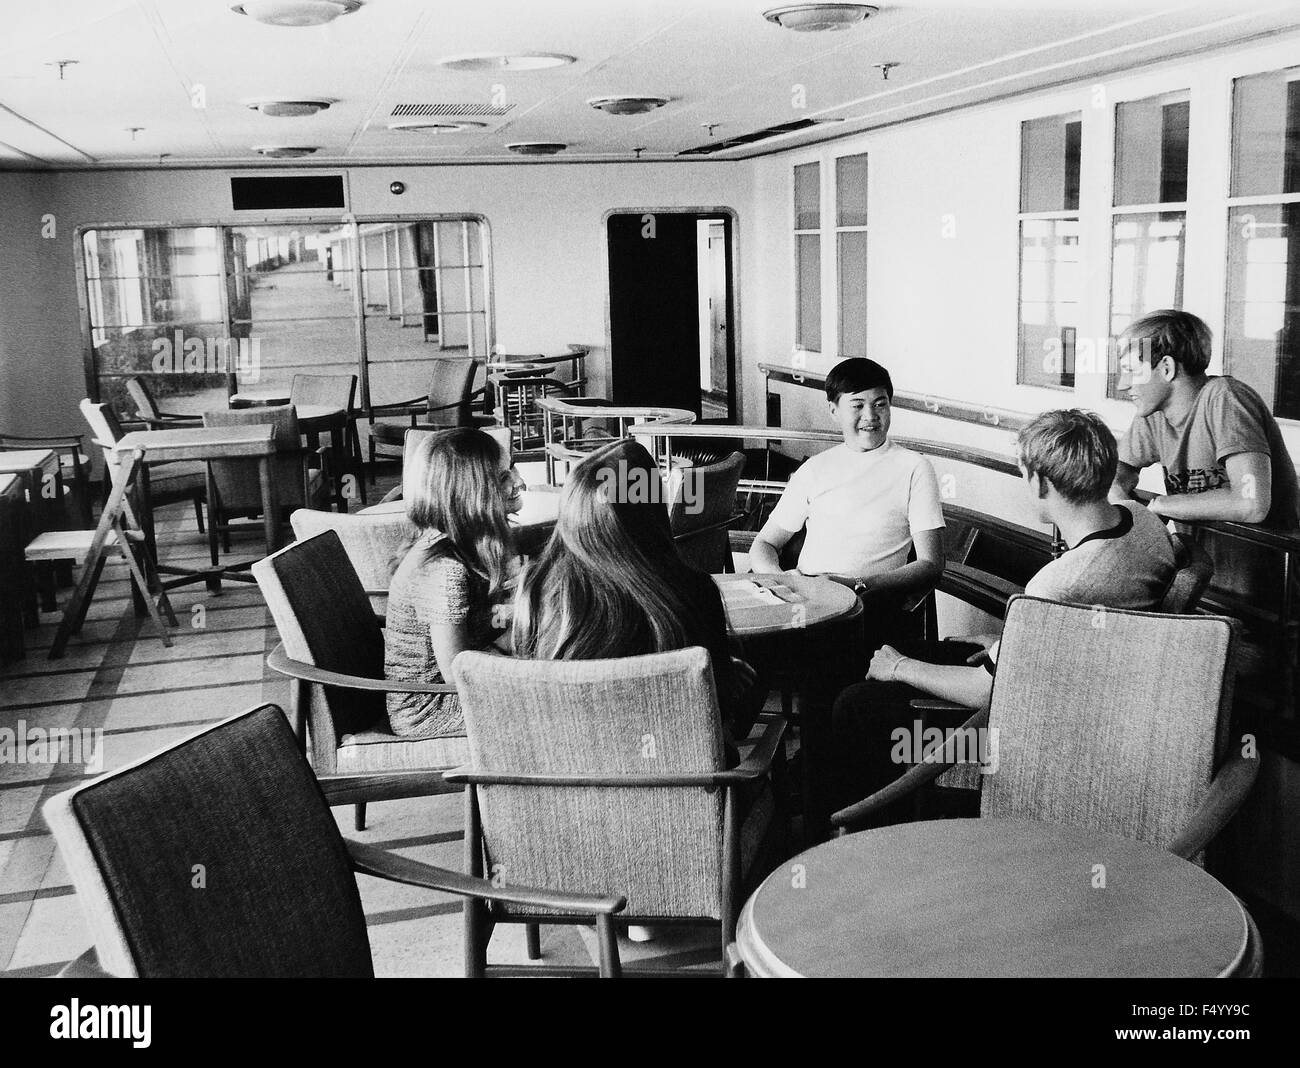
385, 427, 523, 738
513, 439, 750, 725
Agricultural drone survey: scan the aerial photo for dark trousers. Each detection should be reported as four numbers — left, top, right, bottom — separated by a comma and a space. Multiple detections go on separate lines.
829, 638, 984, 826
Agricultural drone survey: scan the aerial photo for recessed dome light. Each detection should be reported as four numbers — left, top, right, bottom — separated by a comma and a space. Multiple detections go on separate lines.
505, 142, 568, 156
387, 119, 489, 133
252, 145, 320, 157
439, 52, 576, 72
232, 1, 361, 27
762, 4, 878, 32
588, 96, 671, 116
247, 99, 335, 117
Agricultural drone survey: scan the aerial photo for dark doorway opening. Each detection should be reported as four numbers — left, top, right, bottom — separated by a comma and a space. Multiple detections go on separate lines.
606, 211, 736, 422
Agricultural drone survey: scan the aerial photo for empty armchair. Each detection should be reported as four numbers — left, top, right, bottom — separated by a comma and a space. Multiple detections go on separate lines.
44, 704, 626, 977
203, 405, 331, 553
447, 647, 788, 976
367, 358, 483, 482
669, 451, 745, 574
124, 376, 202, 429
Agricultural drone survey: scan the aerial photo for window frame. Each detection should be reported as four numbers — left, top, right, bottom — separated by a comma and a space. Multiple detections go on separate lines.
834, 151, 869, 359
75, 214, 495, 417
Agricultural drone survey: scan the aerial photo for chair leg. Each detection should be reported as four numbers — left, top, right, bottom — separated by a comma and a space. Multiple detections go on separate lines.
34, 561, 57, 613
354, 802, 367, 832
193, 494, 205, 534
525, 922, 542, 961
596, 915, 621, 978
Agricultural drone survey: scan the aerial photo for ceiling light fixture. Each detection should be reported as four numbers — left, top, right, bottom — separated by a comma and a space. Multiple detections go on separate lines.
587, 95, 671, 116
247, 98, 335, 117
231, 1, 362, 28
762, 4, 878, 32
388, 119, 489, 133
439, 52, 575, 72
505, 142, 567, 156
252, 145, 320, 157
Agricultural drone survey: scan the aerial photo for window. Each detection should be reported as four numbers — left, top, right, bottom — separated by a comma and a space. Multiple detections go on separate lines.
1018, 113, 1082, 389
1225, 66, 1300, 419
1108, 91, 1189, 395
80, 217, 492, 420
794, 162, 821, 352
836, 153, 869, 357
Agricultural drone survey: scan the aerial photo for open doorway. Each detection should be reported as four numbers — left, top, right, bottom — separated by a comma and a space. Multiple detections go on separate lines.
606, 210, 736, 422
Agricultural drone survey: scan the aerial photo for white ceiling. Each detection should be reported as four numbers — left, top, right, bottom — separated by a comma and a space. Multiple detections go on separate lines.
1, 0, 1298, 168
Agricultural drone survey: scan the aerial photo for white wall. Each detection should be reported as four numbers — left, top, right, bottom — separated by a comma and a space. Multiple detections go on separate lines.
0, 161, 752, 440
742, 29, 1300, 479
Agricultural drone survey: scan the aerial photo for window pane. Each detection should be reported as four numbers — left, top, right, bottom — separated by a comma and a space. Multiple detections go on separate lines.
836, 153, 868, 228
1115, 93, 1190, 206
1108, 211, 1186, 395
794, 162, 820, 230
1020, 114, 1082, 213
1231, 68, 1300, 197
225, 223, 359, 395
1018, 219, 1081, 388
1225, 203, 1300, 417
796, 233, 821, 351
838, 231, 868, 357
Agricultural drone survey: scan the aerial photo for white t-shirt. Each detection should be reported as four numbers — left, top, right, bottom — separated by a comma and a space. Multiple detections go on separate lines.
768, 440, 945, 578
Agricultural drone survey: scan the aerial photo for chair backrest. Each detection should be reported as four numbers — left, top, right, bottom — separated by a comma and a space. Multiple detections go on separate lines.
289, 507, 415, 592
43, 704, 372, 977
79, 399, 126, 485
204, 404, 304, 511
124, 377, 161, 422
669, 451, 745, 573
426, 358, 479, 425
982, 596, 1237, 854
452, 647, 730, 919
1159, 534, 1215, 614
290, 373, 356, 412
252, 530, 389, 766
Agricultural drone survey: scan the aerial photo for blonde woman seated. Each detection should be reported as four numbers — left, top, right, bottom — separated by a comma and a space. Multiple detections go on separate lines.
385, 428, 524, 738
512, 439, 754, 737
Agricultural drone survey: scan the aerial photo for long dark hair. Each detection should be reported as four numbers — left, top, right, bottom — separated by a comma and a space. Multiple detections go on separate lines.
513, 439, 703, 660
404, 428, 512, 600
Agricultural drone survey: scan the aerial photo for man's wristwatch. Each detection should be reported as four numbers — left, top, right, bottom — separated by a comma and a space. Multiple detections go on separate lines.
852, 580, 869, 597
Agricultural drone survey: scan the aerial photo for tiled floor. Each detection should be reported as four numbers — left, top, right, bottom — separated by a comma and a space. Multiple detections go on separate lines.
0, 496, 723, 977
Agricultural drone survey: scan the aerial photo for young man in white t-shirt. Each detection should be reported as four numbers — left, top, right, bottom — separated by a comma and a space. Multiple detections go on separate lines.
749, 358, 945, 646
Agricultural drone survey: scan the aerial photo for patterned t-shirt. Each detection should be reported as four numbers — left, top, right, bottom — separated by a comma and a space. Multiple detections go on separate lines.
384, 533, 509, 738
1119, 376, 1300, 529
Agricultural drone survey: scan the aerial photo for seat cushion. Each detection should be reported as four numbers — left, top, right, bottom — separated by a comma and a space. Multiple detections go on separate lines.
336, 729, 470, 773
146, 460, 206, 495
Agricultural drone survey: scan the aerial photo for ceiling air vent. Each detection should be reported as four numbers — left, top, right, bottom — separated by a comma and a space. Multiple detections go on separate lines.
678, 118, 842, 156
391, 103, 514, 118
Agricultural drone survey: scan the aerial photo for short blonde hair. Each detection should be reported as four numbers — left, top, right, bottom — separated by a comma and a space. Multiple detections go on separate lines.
1017, 409, 1117, 504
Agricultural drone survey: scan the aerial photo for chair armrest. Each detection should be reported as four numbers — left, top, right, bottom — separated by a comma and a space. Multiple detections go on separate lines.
910, 698, 973, 714
424, 398, 474, 415
318, 771, 458, 806
266, 643, 458, 695
443, 717, 786, 789
56, 948, 117, 978
724, 713, 787, 784
346, 840, 626, 916
831, 707, 989, 831
158, 410, 202, 424
673, 512, 747, 543
1167, 752, 1260, 861
368, 400, 425, 422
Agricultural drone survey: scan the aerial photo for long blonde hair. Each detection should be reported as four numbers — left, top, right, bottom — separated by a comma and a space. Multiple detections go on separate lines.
404, 428, 512, 599
513, 440, 703, 660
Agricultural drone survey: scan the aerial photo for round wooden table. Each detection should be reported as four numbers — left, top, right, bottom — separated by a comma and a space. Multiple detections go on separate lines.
736, 818, 1254, 977
713, 571, 858, 637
